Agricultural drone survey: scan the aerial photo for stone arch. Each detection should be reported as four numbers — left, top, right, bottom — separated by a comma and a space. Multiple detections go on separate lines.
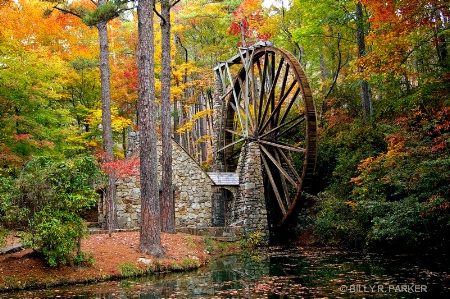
211, 188, 234, 227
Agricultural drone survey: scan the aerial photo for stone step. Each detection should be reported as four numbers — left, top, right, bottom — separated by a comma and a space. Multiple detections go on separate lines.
211, 236, 239, 242
0, 244, 23, 255
176, 226, 241, 239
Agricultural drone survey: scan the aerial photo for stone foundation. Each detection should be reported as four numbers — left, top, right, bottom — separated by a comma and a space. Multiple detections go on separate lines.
233, 142, 269, 243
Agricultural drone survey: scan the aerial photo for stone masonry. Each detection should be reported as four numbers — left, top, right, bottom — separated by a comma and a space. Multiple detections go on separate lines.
232, 141, 269, 243
109, 139, 215, 229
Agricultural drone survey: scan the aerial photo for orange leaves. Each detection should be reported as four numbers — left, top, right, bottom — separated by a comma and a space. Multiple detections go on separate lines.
357, 156, 374, 171
360, 0, 449, 80
362, 0, 397, 27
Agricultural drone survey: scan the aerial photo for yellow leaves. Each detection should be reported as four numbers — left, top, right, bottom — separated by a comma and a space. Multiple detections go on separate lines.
176, 109, 213, 134
86, 107, 132, 133
344, 201, 357, 208
66, 134, 99, 149
112, 115, 133, 132
171, 86, 184, 99
195, 135, 212, 144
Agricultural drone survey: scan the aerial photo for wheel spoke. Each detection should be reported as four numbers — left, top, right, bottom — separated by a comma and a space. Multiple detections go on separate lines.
217, 137, 245, 152
257, 51, 269, 127
276, 148, 302, 182
251, 57, 258, 133
225, 128, 244, 137
237, 76, 255, 132
259, 113, 305, 139
259, 139, 306, 154
273, 149, 291, 207
260, 144, 298, 188
261, 152, 287, 215
229, 101, 245, 134
277, 87, 300, 128
276, 117, 306, 139
259, 55, 284, 133
259, 79, 297, 134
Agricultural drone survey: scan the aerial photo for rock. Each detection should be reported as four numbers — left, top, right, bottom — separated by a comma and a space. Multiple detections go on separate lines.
137, 257, 152, 265
0, 244, 23, 255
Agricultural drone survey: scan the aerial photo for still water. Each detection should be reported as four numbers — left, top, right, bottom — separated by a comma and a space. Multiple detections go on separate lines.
5, 247, 450, 298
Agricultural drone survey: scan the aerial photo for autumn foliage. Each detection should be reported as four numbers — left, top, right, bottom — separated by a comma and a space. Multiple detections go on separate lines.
0, 0, 449, 253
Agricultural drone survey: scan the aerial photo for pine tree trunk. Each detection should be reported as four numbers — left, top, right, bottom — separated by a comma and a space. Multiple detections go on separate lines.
160, 0, 176, 233
173, 97, 180, 143
137, 0, 165, 257
356, 1, 372, 121
97, 20, 116, 234
199, 94, 207, 163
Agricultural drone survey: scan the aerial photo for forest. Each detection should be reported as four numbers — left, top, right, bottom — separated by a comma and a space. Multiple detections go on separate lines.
1, 0, 450, 260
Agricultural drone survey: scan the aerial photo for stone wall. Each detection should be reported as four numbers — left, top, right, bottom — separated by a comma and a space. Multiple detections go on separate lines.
232, 141, 269, 243
113, 132, 271, 242
113, 139, 215, 229
212, 69, 225, 172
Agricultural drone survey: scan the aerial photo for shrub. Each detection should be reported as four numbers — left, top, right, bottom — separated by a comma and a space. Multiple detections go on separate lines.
118, 262, 139, 276
11, 155, 103, 266
314, 102, 450, 252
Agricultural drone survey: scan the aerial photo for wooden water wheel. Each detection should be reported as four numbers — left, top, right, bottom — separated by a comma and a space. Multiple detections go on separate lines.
215, 42, 317, 228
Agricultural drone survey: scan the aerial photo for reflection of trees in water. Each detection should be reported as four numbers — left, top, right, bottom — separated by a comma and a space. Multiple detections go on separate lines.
8, 249, 450, 298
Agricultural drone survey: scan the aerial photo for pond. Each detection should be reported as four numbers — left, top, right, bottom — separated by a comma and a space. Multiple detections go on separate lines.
5, 247, 450, 298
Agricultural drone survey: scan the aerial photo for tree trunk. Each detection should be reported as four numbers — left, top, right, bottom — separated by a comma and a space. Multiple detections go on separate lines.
97, 19, 117, 235
173, 97, 180, 143
160, 0, 176, 233
239, 19, 247, 47
199, 94, 207, 163
356, 1, 372, 121
137, 0, 165, 257
434, 7, 449, 69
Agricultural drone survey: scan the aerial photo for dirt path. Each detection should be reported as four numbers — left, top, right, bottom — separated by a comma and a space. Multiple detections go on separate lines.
0, 232, 209, 292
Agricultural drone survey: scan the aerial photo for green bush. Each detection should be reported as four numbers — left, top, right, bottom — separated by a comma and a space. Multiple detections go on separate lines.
8, 155, 103, 266
314, 100, 450, 252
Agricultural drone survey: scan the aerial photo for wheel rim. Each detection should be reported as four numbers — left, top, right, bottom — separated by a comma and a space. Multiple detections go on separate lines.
220, 46, 317, 227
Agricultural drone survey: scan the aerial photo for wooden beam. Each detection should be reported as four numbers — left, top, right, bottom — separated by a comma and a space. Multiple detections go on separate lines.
259, 139, 306, 154
261, 153, 287, 215
260, 144, 298, 188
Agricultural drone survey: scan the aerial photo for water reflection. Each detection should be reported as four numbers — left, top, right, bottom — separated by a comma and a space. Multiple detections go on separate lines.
5, 247, 450, 298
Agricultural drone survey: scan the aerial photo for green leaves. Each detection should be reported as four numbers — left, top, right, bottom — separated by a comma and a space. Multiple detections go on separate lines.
82, 1, 120, 26
0, 37, 71, 169
8, 155, 103, 266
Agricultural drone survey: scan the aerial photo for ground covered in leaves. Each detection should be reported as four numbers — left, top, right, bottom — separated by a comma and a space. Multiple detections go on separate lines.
0, 231, 210, 291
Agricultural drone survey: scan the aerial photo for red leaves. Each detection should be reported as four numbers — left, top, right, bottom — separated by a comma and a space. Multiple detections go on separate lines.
428, 107, 450, 152
228, 0, 266, 44
228, 21, 242, 36
101, 157, 140, 178
14, 134, 32, 141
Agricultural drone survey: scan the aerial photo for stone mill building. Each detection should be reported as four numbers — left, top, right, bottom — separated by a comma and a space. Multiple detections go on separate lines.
98, 128, 270, 242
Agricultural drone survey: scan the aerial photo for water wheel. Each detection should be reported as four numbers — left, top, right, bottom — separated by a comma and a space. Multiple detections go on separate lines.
216, 43, 317, 228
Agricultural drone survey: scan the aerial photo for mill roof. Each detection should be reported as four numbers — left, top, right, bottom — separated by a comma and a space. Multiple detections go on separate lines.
207, 172, 239, 186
